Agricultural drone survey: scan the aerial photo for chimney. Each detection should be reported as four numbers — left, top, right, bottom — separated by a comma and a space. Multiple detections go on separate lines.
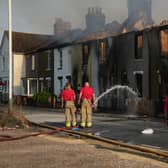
85, 7, 105, 32
54, 18, 72, 36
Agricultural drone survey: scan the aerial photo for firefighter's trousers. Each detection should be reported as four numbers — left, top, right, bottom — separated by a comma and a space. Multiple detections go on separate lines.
80, 99, 92, 127
65, 101, 76, 127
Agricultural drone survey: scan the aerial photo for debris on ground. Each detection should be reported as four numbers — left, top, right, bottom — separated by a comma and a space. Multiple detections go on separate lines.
0, 111, 31, 129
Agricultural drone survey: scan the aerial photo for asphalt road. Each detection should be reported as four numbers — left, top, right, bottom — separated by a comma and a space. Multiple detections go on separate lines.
21, 106, 168, 151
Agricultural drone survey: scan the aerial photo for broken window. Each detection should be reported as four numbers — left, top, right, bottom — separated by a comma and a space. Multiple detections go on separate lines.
121, 71, 128, 85
135, 34, 143, 59
82, 44, 89, 65
100, 40, 107, 64
160, 29, 168, 56
83, 45, 89, 56
135, 73, 143, 97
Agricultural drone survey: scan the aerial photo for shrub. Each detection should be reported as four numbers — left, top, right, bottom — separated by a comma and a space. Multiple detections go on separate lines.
33, 91, 52, 105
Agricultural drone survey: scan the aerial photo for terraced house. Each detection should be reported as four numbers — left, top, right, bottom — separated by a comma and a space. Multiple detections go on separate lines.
0, 31, 56, 104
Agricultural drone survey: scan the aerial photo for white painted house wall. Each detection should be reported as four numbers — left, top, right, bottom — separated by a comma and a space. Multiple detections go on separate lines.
0, 35, 9, 95
54, 46, 72, 96
13, 54, 26, 95
0, 35, 26, 96
0, 35, 9, 81
54, 44, 83, 96
87, 44, 99, 97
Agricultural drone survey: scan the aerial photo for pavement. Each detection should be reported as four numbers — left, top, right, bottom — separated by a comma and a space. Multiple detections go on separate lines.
1, 105, 168, 151
1, 130, 167, 168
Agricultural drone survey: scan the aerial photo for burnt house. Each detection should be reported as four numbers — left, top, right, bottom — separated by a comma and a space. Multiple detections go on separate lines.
112, 24, 168, 115
75, 24, 168, 116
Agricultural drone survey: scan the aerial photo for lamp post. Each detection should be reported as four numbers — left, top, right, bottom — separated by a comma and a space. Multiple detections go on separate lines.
8, 0, 13, 113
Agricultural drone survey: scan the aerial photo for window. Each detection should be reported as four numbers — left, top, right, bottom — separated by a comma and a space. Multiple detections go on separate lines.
39, 79, 44, 92
45, 78, 51, 92
58, 49, 63, 69
82, 44, 89, 65
22, 78, 27, 94
100, 41, 107, 63
83, 45, 89, 56
31, 55, 35, 71
160, 29, 168, 56
135, 34, 143, 59
29, 79, 37, 95
135, 73, 143, 97
58, 76, 63, 91
66, 75, 71, 83
121, 71, 128, 85
47, 51, 51, 70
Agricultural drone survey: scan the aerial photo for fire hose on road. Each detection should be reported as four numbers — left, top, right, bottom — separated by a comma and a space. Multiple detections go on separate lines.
31, 121, 168, 159
0, 120, 168, 160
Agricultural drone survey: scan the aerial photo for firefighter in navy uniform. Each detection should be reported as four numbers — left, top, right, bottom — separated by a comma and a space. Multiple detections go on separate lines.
61, 83, 76, 128
78, 82, 96, 128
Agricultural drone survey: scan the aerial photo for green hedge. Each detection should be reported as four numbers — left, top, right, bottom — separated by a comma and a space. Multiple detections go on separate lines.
33, 91, 52, 105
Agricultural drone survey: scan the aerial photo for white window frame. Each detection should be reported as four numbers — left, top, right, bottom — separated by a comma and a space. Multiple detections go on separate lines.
47, 51, 51, 70
27, 78, 38, 96
57, 49, 63, 70
31, 55, 35, 71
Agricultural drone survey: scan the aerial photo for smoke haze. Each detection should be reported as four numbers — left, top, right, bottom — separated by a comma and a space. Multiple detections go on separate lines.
0, 0, 168, 40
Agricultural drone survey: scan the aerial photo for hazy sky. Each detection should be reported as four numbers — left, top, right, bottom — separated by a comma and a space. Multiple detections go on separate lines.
0, 0, 168, 41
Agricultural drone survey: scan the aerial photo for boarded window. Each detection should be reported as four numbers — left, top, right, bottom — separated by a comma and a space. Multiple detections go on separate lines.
160, 30, 168, 56
135, 34, 143, 59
